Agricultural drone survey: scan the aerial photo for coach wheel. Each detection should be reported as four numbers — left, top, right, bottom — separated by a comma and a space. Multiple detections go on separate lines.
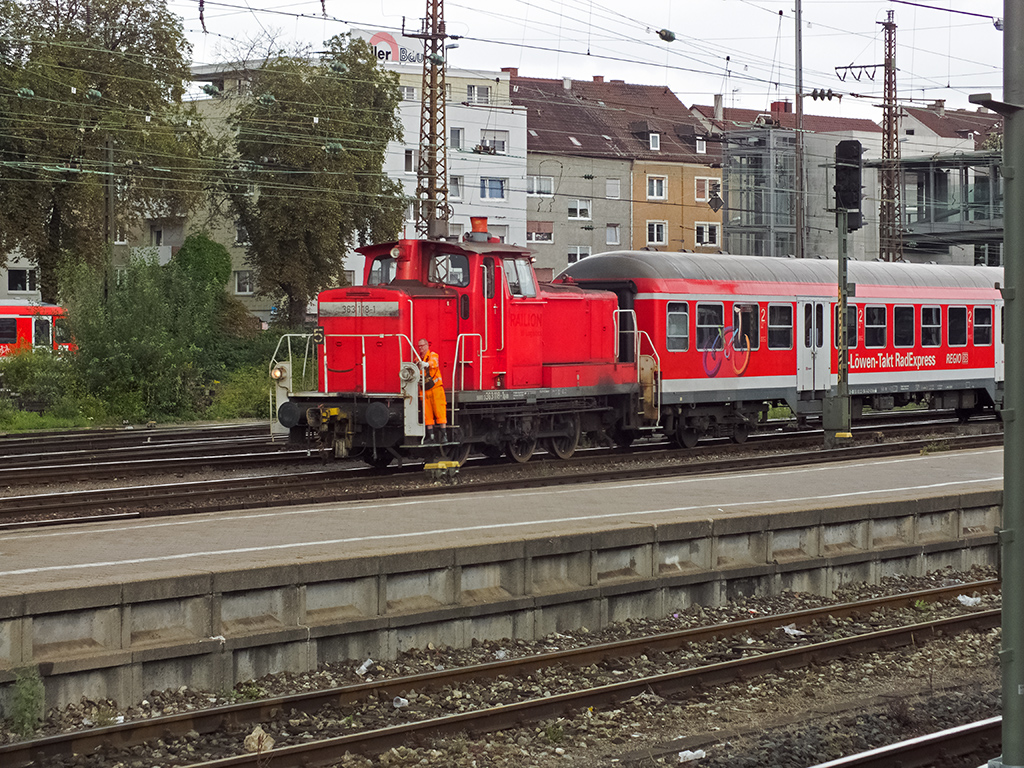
731, 422, 751, 444
677, 427, 700, 449
505, 435, 537, 464
546, 415, 581, 460
440, 441, 472, 467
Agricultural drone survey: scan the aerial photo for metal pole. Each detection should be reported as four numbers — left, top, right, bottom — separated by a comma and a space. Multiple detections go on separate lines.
976, 2, 1023, 765
795, 0, 804, 260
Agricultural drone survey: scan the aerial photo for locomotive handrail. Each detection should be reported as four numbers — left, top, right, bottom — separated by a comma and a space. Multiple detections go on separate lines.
613, 310, 662, 426
453, 333, 484, 393
269, 333, 315, 393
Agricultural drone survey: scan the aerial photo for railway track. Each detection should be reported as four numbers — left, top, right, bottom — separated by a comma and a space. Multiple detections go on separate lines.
0, 580, 999, 768
0, 426, 1003, 527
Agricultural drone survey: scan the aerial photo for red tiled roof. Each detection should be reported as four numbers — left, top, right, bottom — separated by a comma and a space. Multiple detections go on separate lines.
691, 104, 881, 135
510, 76, 719, 164
902, 106, 1002, 149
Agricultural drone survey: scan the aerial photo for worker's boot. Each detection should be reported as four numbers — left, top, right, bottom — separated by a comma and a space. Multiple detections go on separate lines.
426, 427, 436, 442
438, 426, 447, 443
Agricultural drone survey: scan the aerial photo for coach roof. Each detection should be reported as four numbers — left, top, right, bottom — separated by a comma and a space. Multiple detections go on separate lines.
558, 251, 1002, 291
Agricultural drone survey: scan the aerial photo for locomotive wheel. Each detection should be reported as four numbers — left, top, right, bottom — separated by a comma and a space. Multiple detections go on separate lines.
505, 436, 537, 463
608, 424, 635, 448
364, 449, 395, 469
677, 427, 700, 449
480, 443, 504, 460
439, 441, 472, 466
546, 415, 581, 460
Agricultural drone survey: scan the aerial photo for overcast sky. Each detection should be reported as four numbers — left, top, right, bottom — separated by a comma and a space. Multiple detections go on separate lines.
171, 0, 1005, 121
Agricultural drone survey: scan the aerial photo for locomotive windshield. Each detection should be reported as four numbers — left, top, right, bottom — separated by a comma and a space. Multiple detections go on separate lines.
429, 253, 470, 287
368, 256, 397, 285
502, 257, 537, 298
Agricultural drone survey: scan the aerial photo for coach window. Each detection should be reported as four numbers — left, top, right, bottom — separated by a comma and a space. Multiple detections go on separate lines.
834, 305, 857, 348
429, 253, 470, 287
734, 303, 759, 349
33, 317, 52, 348
767, 304, 793, 349
864, 306, 887, 348
974, 306, 993, 345
666, 302, 688, 351
893, 306, 914, 347
948, 306, 967, 346
803, 303, 823, 348
921, 306, 941, 347
696, 303, 724, 351
0, 318, 16, 344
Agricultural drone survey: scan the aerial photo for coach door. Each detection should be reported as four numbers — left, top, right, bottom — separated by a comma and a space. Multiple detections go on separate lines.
797, 299, 830, 392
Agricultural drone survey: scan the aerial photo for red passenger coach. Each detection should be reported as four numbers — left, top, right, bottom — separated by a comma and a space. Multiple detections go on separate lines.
274, 231, 1003, 466
0, 302, 71, 357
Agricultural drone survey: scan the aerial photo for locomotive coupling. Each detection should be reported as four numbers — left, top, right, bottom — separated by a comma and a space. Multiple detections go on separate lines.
306, 406, 341, 428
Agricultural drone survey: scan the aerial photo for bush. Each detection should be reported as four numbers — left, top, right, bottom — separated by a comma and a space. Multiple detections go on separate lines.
0, 347, 74, 411
207, 364, 273, 420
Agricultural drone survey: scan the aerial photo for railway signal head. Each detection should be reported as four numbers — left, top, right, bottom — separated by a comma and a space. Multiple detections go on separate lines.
835, 140, 864, 232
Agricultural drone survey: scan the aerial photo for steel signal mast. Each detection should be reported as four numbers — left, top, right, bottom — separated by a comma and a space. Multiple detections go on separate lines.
878, 11, 902, 262
406, 0, 451, 238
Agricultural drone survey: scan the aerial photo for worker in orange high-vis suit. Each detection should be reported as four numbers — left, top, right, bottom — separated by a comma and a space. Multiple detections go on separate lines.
417, 338, 447, 442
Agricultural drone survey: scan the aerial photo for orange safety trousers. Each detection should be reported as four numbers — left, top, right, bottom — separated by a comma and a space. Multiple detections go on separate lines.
422, 384, 447, 426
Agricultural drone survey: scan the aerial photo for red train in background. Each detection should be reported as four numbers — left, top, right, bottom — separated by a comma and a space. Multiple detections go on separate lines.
0, 302, 72, 357
272, 218, 1003, 466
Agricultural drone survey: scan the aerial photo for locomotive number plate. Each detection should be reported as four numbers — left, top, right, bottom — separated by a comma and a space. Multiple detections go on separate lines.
321, 301, 400, 318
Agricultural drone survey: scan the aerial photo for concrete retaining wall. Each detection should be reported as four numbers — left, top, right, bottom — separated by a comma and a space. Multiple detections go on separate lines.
0, 490, 1001, 711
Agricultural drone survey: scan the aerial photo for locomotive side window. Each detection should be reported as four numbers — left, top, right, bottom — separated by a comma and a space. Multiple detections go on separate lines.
515, 258, 537, 297
429, 253, 470, 287
733, 303, 759, 349
921, 306, 941, 347
502, 258, 521, 295
368, 257, 397, 284
696, 303, 724, 351
767, 304, 793, 349
33, 317, 52, 348
0, 318, 16, 344
483, 258, 495, 299
948, 306, 967, 346
864, 306, 886, 348
666, 302, 688, 351
974, 306, 993, 346
893, 306, 914, 347
834, 306, 857, 348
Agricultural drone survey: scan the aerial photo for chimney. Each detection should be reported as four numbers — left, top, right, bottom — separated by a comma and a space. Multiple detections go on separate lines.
930, 99, 946, 117
563, 77, 572, 90
714, 94, 723, 121
593, 75, 604, 83
501, 67, 518, 77
771, 100, 792, 114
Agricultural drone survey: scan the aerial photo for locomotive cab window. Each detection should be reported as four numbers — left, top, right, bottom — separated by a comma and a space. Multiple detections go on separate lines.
503, 257, 537, 298
0, 318, 17, 344
865, 306, 886, 348
948, 306, 967, 346
666, 302, 688, 351
734, 303, 759, 350
368, 256, 397, 285
974, 306, 993, 346
834, 305, 857, 349
483, 258, 495, 299
893, 306, 914, 347
429, 253, 470, 287
921, 306, 941, 347
767, 304, 793, 349
696, 303, 724, 351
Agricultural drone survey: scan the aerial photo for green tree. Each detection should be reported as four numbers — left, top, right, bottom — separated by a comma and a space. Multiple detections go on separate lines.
174, 231, 233, 288
0, 0, 210, 302
221, 36, 406, 328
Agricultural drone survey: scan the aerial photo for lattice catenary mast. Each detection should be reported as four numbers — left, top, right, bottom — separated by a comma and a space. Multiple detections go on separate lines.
878, 11, 903, 261
408, 0, 450, 239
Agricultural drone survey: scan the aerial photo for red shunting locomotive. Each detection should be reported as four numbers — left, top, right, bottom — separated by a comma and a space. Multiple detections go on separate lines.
274, 218, 1003, 466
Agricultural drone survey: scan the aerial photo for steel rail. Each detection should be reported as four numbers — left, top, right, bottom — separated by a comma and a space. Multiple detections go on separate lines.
0, 423, 270, 455
0, 581, 999, 768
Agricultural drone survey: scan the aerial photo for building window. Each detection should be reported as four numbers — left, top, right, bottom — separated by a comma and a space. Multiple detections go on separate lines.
647, 175, 667, 200
526, 176, 553, 196
695, 222, 720, 246
406, 202, 416, 222
527, 222, 554, 242
151, 226, 163, 246
235, 223, 248, 245
450, 127, 464, 150
646, 220, 667, 245
400, 86, 416, 101
404, 148, 417, 173
606, 178, 620, 199
234, 270, 253, 295
568, 246, 591, 263
467, 84, 490, 104
649, 133, 661, 150
7, 268, 37, 292
448, 222, 464, 239
489, 224, 508, 243
480, 177, 507, 200
666, 301, 688, 351
480, 129, 508, 154
695, 177, 721, 202
568, 199, 591, 219
606, 224, 620, 245
449, 175, 463, 199
696, 137, 707, 154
